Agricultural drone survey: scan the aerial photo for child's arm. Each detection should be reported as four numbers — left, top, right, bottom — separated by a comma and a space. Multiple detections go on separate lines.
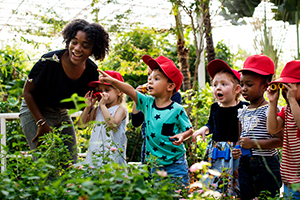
285, 83, 300, 129
192, 126, 209, 142
131, 85, 145, 127
169, 128, 193, 146
267, 87, 284, 134
240, 129, 283, 149
78, 91, 97, 128
99, 70, 138, 103
100, 104, 127, 129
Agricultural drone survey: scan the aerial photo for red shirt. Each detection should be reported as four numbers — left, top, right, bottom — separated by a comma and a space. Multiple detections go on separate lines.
278, 106, 300, 185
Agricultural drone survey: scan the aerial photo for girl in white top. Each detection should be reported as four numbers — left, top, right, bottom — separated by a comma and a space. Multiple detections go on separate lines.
78, 70, 127, 167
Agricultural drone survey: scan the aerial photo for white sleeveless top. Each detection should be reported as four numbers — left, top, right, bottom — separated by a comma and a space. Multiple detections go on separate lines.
85, 105, 127, 167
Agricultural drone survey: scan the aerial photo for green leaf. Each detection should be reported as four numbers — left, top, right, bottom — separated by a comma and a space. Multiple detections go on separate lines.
27, 176, 40, 180
135, 187, 148, 195
1, 190, 9, 196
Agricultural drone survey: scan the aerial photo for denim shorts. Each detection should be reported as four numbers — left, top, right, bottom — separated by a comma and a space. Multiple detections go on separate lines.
19, 99, 77, 164
150, 154, 190, 187
238, 155, 282, 200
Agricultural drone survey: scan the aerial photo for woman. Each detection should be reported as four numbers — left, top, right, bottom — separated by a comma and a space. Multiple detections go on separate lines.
19, 19, 109, 165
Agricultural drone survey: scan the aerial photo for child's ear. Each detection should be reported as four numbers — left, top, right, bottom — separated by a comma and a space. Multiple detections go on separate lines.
235, 84, 241, 94
117, 90, 123, 97
167, 83, 176, 92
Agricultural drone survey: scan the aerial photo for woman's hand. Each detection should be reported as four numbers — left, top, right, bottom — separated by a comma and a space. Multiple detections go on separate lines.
32, 122, 52, 148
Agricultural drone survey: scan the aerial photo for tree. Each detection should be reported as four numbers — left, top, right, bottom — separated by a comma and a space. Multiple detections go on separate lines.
270, 0, 300, 58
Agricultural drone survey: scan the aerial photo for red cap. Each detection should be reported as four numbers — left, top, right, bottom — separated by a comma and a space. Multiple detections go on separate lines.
142, 55, 183, 92
270, 60, 300, 84
239, 54, 274, 75
207, 59, 240, 80
89, 70, 124, 87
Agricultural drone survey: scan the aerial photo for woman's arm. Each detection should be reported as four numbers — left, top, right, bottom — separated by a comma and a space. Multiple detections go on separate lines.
23, 79, 52, 147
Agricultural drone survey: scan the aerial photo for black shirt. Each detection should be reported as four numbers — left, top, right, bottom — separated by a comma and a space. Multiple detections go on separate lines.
28, 49, 99, 109
206, 101, 249, 142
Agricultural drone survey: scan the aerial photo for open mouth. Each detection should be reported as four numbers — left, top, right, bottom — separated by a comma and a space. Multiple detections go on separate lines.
217, 93, 223, 98
72, 52, 83, 58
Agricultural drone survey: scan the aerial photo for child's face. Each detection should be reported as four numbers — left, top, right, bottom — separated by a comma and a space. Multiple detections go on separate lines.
281, 83, 300, 103
240, 73, 265, 103
96, 84, 121, 107
148, 69, 172, 97
147, 67, 153, 78
213, 72, 240, 107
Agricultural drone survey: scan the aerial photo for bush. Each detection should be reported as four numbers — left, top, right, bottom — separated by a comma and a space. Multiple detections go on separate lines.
0, 126, 189, 200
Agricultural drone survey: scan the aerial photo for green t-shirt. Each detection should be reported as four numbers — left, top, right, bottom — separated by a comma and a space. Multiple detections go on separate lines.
136, 92, 192, 165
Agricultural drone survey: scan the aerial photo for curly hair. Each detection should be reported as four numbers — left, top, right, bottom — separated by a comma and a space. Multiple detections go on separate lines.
62, 19, 110, 61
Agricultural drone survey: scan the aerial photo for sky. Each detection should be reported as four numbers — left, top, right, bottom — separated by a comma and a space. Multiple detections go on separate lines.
0, 0, 297, 67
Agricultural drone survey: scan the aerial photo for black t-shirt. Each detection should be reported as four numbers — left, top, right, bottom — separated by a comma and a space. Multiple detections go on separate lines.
206, 101, 250, 142
28, 49, 98, 109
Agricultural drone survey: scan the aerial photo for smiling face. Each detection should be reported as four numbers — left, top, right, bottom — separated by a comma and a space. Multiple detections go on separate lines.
68, 30, 93, 66
212, 72, 240, 107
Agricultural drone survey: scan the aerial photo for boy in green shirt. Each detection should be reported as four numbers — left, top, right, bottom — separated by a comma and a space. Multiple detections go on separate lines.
99, 55, 193, 186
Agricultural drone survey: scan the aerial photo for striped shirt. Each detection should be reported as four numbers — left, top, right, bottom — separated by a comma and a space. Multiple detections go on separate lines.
278, 106, 300, 185
238, 104, 278, 156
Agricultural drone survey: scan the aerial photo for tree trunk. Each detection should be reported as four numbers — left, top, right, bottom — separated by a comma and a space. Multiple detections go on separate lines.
177, 39, 191, 91
174, 6, 192, 92
203, 1, 215, 63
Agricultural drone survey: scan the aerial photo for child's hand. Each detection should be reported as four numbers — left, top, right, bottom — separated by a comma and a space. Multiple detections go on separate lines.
284, 83, 298, 103
99, 92, 109, 106
169, 135, 183, 146
136, 84, 148, 94
267, 86, 280, 103
240, 136, 254, 149
192, 129, 206, 143
232, 148, 241, 160
98, 69, 113, 84
84, 91, 97, 107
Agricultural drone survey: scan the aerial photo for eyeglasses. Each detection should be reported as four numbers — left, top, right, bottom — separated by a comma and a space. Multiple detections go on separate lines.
270, 83, 285, 91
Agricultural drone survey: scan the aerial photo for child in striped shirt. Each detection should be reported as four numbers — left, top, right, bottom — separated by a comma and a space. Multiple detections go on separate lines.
232, 54, 283, 200
267, 60, 300, 199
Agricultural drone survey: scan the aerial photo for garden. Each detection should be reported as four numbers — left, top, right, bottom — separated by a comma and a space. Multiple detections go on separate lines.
1, 0, 300, 199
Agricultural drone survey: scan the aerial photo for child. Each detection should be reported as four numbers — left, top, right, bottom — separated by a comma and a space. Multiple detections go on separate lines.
192, 59, 248, 196
131, 66, 182, 164
99, 55, 193, 186
267, 60, 300, 199
232, 54, 283, 200
78, 70, 128, 167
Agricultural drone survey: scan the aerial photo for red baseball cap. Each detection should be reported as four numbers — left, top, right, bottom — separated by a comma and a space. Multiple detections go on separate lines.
270, 60, 300, 84
239, 54, 274, 75
207, 59, 240, 80
142, 55, 183, 92
89, 70, 124, 87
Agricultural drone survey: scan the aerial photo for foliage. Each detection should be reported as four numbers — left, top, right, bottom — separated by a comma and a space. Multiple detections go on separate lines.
219, 0, 261, 25
0, 120, 189, 200
0, 45, 31, 101
182, 83, 213, 164
99, 26, 173, 89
